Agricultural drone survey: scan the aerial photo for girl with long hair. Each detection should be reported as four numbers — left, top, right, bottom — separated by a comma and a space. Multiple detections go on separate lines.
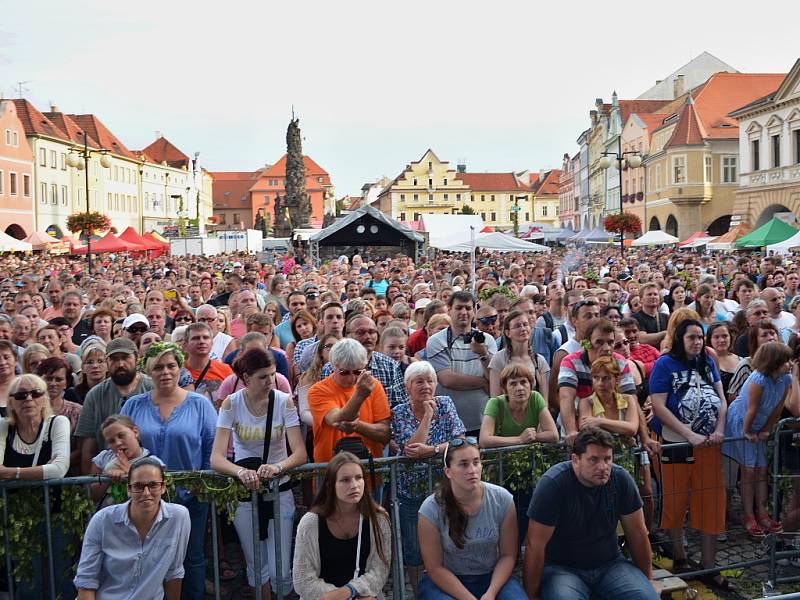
293, 452, 392, 600
488, 309, 549, 402
417, 438, 526, 599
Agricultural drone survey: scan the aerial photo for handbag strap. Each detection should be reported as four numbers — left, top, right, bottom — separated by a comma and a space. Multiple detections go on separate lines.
353, 514, 363, 580
261, 389, 276, 464
193, 360, 213, 388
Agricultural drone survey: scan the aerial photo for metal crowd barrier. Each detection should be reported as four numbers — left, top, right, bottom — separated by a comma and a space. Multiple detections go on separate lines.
2, 424, 800, 600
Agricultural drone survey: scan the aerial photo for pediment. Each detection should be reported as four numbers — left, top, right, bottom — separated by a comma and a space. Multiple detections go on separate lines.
746, 121, 763, 134
775, 59, 800, 102
767, 115, 784, 129
787, 108, 800, 123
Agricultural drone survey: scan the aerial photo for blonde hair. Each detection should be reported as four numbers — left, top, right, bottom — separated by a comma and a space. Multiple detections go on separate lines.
662, 307, 701, 352
6, 374, 51, 425
22, 344, 50, 374
426, 313, 451, 333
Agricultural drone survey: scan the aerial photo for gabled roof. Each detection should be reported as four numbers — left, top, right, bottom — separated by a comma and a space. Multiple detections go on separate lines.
11, 99, 69, 141
310, 204, 424, 243
141, 136, 190, 168
636, 52, 739, 101
666, 98, 707, 147
531, 170, 561, 196
68, 114, 138, 159
43, 110, 101, 147
209, 171, 260, 209
455, 172, 526, 191
261, 154, 329, 177
635, 112, 669, 132
618, 100, 672, 124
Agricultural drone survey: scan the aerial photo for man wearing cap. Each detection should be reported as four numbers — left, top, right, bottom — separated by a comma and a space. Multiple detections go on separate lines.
76, 338, 153, 474
122, 313, 150, 348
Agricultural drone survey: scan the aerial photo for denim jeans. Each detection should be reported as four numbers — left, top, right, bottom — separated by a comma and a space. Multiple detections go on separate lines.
397, 495, 423, 566
418, 572, 527, 600
540, 555, 659, 600
176, 496, 209, 600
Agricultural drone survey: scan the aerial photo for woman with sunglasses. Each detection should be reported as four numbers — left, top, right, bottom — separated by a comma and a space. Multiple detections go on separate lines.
173, 310, 195, 328
74, 456, 192, 599
417, 437, 526, 600
0, 374, 71, 599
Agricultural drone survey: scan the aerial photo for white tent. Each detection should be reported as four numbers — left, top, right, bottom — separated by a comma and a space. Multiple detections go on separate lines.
631, 230, 679, 246
0, 231, 32, 252
440, 231, 550, 253
767, 230, 800, 254
423, 214, 485, 249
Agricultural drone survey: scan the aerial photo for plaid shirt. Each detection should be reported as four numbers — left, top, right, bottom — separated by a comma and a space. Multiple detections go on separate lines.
293, 336, 318, 366
280, 311, 291, 324
322, 351, 409, 407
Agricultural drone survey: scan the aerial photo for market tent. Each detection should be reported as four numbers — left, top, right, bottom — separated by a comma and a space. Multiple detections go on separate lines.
678, 231, 709, 247
735, 218, 798, 248
0, 231, 32, 252
144, 231, 170, 247
71, 231, 146, 254
422, 214, 485, 249
25, 230, 67, 251
767, 229, 800, 254
440, 231, 550, 253
119, 227, 162, 251
707, 224, 752, 251
584, 227, 615, 244
631, 230, 679, 246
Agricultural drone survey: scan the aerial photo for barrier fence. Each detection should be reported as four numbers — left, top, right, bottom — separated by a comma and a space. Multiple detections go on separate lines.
2, 420, 800, 600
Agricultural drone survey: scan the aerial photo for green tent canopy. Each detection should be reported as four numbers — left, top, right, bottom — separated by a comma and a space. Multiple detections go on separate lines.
735, 217, 799, 248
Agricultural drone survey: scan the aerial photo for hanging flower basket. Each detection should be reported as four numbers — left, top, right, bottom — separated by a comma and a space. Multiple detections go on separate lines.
66, 212, 112, 239
604, 212, 642, 236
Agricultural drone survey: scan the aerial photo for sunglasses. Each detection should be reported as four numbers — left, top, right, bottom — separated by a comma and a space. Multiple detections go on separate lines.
477, 315, 498, 325
443, 436, 478, 464
305, 293, 319, 299
174, 316, 194, 322
127, 326, 148, 334
337, 368, 365, 377
613, 340, 630, 350
11, 389, 46, 401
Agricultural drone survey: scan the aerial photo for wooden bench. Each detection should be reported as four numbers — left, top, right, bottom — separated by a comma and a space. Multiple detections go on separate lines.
652, 568, 691, 599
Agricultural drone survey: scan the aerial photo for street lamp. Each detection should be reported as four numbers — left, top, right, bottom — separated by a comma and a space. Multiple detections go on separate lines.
599, 137, 642, 253
513, 194, 526, 237
66, 132, 111, 273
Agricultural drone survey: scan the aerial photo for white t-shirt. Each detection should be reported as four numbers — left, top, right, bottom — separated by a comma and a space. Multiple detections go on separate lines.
211, 332, 233, 361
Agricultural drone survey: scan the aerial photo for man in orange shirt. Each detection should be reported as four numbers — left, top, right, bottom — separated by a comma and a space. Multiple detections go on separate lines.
184, 321, 233, 407
308, 338, 391, 463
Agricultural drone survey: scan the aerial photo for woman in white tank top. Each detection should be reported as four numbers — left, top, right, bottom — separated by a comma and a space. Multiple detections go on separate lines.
210, 347, 307, 597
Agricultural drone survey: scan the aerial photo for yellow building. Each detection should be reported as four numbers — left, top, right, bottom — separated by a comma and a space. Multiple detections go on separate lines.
374, 149, 470, 221
454, 171, 535, 227
529, 169, 561, 228
642, 72, 786, 239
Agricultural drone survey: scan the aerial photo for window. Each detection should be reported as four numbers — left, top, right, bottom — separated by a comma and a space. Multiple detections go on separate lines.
428, 193, 433, 203
318, 176, 323, 183
114, 165, 119, 181
481, 212, 486, 219
456, 193, 461, 201
233, 213, 240, 224
23, 174, 30, 197
722, 156, 737, 183
752, 139, 760, 171
399, 212, 406, 221
60, 153, 66, 170
9, 172, 17, 196
412, 178, 417, 186
525, 212, 530, 221
444, 193, 449, 201
704, 155, 712, 183
428, 178, 432, 187
428, 161, 432, 170
672, 155, 686, 184
40, 182, 46, 203
443, 178, 448, 185
413, 194, 418, 201
114, 193, 119, 211
542, 205, 548, 216
39, 148, 47, 166
3, 129, 9, 145
399, 194, 405, 202
795, 130, 800, 164
772, 134, 781, 168
655, 165, 662, 190
61, 186, 68, 205
491, 194, 495, 201
50, 183, 57, 204
50, 150, 57, 168
490, 212, 496, 221
481, 194, 485, 202
12, 131, 18, 146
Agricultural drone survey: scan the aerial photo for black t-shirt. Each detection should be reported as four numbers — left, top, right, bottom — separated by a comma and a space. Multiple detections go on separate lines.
71, 319, 93, 345
632, 310, 668, 335
734, 330, 750, 357
527, 461, 642, 568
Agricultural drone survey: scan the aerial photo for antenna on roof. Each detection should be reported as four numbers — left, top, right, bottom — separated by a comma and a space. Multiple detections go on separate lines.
291, 105, 295, 120
16, 81, 31, 98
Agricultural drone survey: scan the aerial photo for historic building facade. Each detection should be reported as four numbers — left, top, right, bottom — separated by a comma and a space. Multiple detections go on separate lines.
0, 100, 34, 238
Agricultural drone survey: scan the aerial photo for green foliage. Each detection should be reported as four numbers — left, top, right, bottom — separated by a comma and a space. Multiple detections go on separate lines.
478, 285, 518, 302
460, 205, 476, 215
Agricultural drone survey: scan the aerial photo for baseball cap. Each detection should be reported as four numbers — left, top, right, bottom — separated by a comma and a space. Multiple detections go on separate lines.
233, 262, 243, 268
414, 298, 432, 312
105, 337, 138, 357
122, 313, 150, 330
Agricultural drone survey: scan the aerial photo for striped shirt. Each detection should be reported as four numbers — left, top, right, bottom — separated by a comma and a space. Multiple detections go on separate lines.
557, 351, 635, 400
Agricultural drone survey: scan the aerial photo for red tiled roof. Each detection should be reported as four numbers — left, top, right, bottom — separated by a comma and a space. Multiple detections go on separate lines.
667, 99, 707, 147
636, 113, 669, 132
11, 99, 69, 141
455, 172, 524, 191
261, 154, 329, 177
208, 171, 258, 180
43, 111, 101, 147
210, 171, 259, 209
618, 99, 672, 124
141, 136, 190, 168
532, 170, 561, 196
67, 114, 138, 159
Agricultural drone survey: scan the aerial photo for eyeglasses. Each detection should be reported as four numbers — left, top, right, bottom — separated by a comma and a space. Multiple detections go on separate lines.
126, 326, 148, 334
197, 317, 217, 323
443, 436, 478, 465
572, 299, 598, 316
477, 315, 498, 325
128, 481, 164, 494
305, 293, 319, 299
613, 340, 630, 349
174, 316, 194, 322
10, 389, 46, 401
337, 368, 365, 377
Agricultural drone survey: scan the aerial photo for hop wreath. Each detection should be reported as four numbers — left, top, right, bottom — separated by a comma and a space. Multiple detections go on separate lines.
137, 341, 185, 372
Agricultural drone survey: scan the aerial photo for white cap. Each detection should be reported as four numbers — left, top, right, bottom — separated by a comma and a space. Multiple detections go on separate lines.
414, 298, 432, 312
122, 313, 150, 329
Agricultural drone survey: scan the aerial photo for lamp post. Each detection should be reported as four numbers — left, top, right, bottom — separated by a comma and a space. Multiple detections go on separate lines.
66, 132, 111, 273
513, 194, 526, 237
598, 136, 642, 253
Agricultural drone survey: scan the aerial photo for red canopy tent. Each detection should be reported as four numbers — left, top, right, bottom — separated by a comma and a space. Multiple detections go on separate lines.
678, 231, 709, 247
71, 231, 146, 254
119, 227, 162, 251
143, 232, 169, 248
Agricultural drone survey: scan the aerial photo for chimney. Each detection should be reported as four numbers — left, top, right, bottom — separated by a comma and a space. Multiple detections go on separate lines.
673, 74, 685, 99
155, 130, 162, 139
457, 163, 466, 173
655, 80, 663, 86
590, 110, 598, 126
50, 104, 60, 113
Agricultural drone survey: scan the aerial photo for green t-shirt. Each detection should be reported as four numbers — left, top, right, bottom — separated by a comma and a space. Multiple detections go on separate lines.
483, 392, 546, 437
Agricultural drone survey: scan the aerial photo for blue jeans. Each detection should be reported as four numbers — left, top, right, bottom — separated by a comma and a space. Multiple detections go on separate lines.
540, 555, 658, 600
176, 496, 209, 600
418, 573, 526, 600
397, 495, 423, 566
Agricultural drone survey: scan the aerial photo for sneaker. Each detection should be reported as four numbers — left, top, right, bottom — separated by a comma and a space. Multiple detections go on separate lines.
757, 513, 784, 534
717, 532, 728, 542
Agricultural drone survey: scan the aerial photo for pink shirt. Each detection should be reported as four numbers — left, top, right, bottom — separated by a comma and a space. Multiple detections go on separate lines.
216, 371, 291, 401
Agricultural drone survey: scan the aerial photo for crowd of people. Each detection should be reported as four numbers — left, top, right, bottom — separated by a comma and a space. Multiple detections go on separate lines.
1, 245, 800, 599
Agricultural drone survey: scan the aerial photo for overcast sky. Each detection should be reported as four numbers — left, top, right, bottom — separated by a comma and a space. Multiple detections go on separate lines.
1, 0, 797, 197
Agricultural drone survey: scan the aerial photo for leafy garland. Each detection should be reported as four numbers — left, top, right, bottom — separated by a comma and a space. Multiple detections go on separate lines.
478, 285, 518, 302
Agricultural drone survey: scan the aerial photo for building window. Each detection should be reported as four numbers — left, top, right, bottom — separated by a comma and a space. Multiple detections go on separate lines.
672, 155, 686, 184
0, 170, 3, 195
794, 129, 800, 165
318, 176, 323, 183
525, 212, 530, 221
12, 131, 18, 146
233, 213, 240, 224
60, 153, 67, 170
542, 205, 548, 217
114, 165, 119, 181
9, 172, 17, 196
772, 134, 781, 168
23, 174, 30, 197
400, 194, 405, 201
51, 183, 57, 205
412, 178, 417, 186
428, 193, 433, 203
752, 139, 760, 171
428, 161, 432, 170
61, 185, 68, 205
722, 156, 737, 183
108, 193, 113, 210
428, 178, 433, 187
413, 194, 418, 201
114, 193, 119, 211
40, 182, 47, 203
491, 194, 495, 201
481, 194, 485, 202
655, 165, 662, 190
704, 155, 712, 183
490, 212, 496, 221
481, 212, 486, 219
400, 212, 406, 221
39, 148, 47, 166
443, 178, 447, 185
444, 193, 449, 201
456, 193, 461, 201
50, 150, 57, 168
3, 129, 9, 145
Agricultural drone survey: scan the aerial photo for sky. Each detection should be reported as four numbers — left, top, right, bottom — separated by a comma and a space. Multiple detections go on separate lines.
1, 0, 798, 197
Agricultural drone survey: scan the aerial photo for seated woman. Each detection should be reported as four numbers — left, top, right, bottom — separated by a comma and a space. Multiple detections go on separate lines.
578, 356, 639, 440
417, 438, 526, 600
293, 452, 392, 600
480, 363, 558, 542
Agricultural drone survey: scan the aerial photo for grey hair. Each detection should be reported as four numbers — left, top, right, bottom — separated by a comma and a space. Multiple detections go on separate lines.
195, 304, 218, 317
403, 360, 437, 388
170, 325, 188, 343
329, 338, 368, 370
699, 274, 717, 285
746, 298, 768, 316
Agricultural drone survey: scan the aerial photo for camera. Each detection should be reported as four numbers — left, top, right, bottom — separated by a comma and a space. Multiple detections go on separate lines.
462, 329, 486, 344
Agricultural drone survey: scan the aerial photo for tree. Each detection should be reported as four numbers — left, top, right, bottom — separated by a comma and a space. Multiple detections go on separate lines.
285, 117, 311, 230
460, 205, 476, 215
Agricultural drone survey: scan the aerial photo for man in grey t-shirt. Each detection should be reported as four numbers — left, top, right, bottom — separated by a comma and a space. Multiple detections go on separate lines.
75, 338, 153, 474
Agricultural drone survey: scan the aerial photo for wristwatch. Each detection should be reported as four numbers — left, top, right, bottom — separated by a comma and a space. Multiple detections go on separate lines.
433, 444, 440, 455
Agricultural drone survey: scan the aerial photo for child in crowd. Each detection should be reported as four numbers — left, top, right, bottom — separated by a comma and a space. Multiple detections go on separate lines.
89, 414, 155, 503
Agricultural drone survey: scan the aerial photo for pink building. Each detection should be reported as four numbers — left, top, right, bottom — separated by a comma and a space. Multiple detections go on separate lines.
0, 100, 34, 239
559, 153, 578, 229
